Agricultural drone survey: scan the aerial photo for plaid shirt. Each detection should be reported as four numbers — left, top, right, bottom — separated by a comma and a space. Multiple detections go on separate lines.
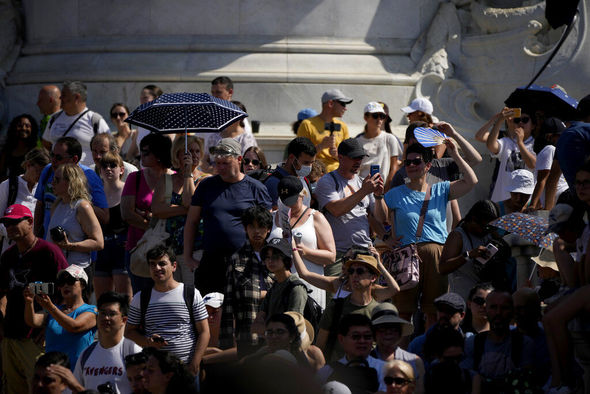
219, 242, 275, 349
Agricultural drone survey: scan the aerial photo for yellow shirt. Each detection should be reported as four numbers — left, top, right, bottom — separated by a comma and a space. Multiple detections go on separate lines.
296, 115, 349, 172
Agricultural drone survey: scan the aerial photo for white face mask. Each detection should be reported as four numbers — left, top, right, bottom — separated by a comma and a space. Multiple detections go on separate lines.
296, 164, 312, 178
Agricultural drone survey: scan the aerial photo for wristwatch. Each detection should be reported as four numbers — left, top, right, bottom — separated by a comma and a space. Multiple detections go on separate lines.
374, 194, 384, 200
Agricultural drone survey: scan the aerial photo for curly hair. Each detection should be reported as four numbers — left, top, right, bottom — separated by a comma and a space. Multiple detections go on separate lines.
4, 114, 39, 152
55, 164, 91, 205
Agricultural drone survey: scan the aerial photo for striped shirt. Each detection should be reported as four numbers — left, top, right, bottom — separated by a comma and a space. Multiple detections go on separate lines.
128, 284, 208, 362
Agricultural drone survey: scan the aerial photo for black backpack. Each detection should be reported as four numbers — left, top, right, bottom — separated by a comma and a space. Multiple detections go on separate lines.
281, 279, 323, 337
7, 173, 18, 207
327, 359, 379, 394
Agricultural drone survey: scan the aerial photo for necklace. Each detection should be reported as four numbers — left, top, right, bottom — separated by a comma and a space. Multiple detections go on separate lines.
18, 237, 38, 258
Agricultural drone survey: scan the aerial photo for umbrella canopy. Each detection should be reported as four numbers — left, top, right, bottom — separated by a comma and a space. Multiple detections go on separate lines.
504, 84, 578, 121
489, 212, 558, 249
125, 92, 248, 134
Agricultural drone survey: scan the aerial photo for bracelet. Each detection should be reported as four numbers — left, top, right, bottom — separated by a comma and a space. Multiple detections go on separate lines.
374, 194, 384, 200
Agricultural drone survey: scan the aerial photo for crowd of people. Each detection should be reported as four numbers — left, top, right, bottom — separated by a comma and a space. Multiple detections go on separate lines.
0, 75, 589, 394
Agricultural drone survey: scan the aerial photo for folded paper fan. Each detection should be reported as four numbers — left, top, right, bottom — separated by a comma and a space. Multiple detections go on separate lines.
414, 127, 448, 147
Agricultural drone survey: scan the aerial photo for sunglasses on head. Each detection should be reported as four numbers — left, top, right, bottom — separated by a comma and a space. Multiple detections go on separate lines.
57, 274, 78, 287
513, 116, 530, 124
384, 376, 411, 386
111, 112, 126, 118
471, 296, 486, 306
370, 113, 386, 120
347, 267, 368, 276
243, 158, 260, 166
404, 158, 423, 166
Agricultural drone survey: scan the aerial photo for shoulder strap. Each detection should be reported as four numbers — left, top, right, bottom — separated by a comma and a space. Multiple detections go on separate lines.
61, 109, 90, 137
48, 110, 63, 130
80, 341, 99, 370
473, 331, 488, 371
7, 174, 19, 207
139, 287, 153, 331
90, 112, 103, 135
183, 284, 196, 333
329, 171, 341, 193
415, 185, 431, 240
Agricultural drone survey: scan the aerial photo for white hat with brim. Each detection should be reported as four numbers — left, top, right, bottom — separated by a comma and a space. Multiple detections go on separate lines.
532, 246, 559, 272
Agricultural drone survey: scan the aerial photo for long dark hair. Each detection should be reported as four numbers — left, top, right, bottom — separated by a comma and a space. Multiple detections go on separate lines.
4, 114, 39, 152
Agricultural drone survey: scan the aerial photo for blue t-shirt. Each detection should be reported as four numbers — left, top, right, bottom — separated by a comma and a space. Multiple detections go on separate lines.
45, 303, 97, 370
191, 175, 271, 254
384, 181, 450, 246
556, 121, 590, 188
34, 163, 108, 236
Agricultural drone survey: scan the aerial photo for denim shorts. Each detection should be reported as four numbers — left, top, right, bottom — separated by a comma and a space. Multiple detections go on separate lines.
95, 233, 128, 277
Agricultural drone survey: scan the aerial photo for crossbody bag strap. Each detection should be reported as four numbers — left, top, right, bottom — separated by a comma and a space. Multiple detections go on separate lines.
415, 185, 431, 240
61, 109, 90, 137
291, 207, 310, 229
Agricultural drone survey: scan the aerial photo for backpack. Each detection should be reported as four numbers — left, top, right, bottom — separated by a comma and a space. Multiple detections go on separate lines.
7, 173, 19, 207
139, 284, 196, 334
281, 279, 323, 336
327, 359, 380, 394
78, 341, 99, 370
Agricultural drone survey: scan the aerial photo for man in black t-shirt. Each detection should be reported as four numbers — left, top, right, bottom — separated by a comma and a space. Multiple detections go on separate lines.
0, 204, 68, 394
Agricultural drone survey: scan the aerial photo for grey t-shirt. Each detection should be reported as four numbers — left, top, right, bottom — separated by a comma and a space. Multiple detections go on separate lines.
259, 274, 307, 317
315, 171, 375, 252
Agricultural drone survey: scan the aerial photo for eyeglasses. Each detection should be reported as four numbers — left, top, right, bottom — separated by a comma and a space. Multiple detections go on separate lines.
471, 296, 486, 306
1, 218, 27, 227
404, 158, 423, 166
101, 162, 119, 169
513, 116, 531, 124
243, 158, 260, 166
384, 376, 412, 386
347, 267, 368, 276
50, 152, 71, 161
98, 310, 120, 318
57, 275, 78, 287
370, 113, 386, 120
575, 179, 590, 188
265, 328, 288, 337
336, 101, 348, 107
349, 333, 373, 341
111, 112, 127, 118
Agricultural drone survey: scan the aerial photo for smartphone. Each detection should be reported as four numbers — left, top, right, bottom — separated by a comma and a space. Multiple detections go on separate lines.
476, 243, 499, 264
511, 108, 521, 117
370, 165, 380, 177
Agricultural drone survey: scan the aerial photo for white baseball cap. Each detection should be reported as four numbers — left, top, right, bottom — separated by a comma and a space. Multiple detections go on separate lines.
401, 97, 434, 115
363, 101, 386, 114
507, 169, 535, 195
203, 292, 224, 308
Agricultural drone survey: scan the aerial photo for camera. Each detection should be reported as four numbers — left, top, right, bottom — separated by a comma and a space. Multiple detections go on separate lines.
324, 122, 342, 134
49, 226, 66, 242
97, 382, 116, 394
28, 282, 54, 295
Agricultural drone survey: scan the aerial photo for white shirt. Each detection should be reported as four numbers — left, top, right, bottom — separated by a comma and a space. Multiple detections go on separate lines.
0, 175, 37, 253
490, 136, 535, 202
357, 131, 402, 179
535, 145, 568, 205
42, 108, 111, 167
74, 338, 142, 394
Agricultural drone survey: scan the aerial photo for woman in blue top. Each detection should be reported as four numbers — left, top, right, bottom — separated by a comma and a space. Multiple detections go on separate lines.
24, 264, 97, 370
384, 137, 477, 330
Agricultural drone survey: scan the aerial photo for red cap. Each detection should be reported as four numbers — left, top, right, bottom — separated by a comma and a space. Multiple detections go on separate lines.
2, 204, 33, 220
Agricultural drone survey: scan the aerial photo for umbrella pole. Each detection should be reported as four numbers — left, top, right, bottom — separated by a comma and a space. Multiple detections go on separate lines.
185, 128, 188, 153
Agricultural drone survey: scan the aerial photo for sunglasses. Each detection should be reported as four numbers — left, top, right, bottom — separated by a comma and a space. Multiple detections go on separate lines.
370, 113, 386, 120
111, 112, 127, 118
384, 376, 412, 386
57, 275, 78, 287
513, 116, 531, 124
243, 158, 260, 166
349, 333, 373, 341
50, 153, 71, 161
1, 218, 27, 227
347, 267, 368, 276
101, 162, 119, 169
575, 179, 590, 188
336, 101, 348, 107
404, 158, 423, 166
265, 328, 288, 337
471, 296, 486, 306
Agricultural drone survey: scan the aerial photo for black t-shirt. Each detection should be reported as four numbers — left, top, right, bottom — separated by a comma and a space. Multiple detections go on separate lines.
0, 239, 68, 338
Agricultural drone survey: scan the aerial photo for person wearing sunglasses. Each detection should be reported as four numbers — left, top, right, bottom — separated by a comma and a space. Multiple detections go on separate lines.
296, 89, 352, 172
384, 141, 478, 330
95, 152, 132, 301
109, 103, 137, 162
439, 200, 501, 302
460, 283, 494, 336
0, 204, 68, 394
382, 359, 416, 394
89, 130, 138, 182
152, 135, 209, 287
486, 106, 537, 203
240, 145, 268, 176
356, 102, 402, 191
24, 265, 98, 371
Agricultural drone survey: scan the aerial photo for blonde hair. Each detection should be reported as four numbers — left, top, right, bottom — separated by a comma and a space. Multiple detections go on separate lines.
56, 164, 91, 204
171, 135, 203, 169
383, 360, 415, 382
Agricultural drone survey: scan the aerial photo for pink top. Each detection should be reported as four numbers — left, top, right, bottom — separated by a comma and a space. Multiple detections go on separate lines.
122, 170, 153, 251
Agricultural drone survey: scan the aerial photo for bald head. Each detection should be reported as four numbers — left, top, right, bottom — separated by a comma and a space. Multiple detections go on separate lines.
37, 85, 61, 115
